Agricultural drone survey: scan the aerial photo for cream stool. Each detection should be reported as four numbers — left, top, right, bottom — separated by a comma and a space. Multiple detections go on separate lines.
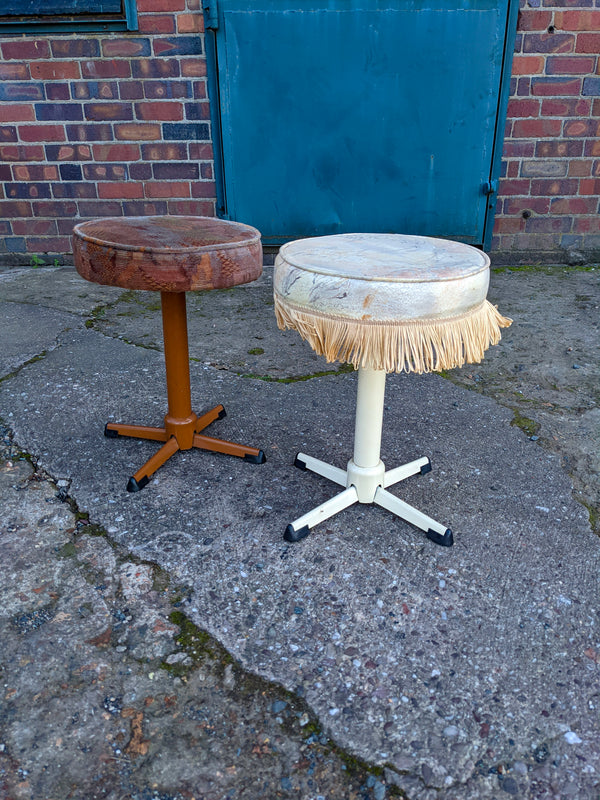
274, 233, 511, 546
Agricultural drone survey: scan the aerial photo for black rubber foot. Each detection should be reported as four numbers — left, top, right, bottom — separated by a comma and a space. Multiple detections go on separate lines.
420, 459, 432, 475
244, 450, 266, 464
127, 475, 149, 493
426, 528, 454, 547
217, 406, 227, 419
284, 523, 310, 543
293, 454, 307, 471
104, 424, 119, 438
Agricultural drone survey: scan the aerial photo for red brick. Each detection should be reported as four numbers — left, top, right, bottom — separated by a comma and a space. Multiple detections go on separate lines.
492, 217, 526, 233
72, 81, 119, 100
200, 163, 213, 180
0, 63, 30, 80
145, 80, 192, 99
115, 123, 161, 140
47, 84, 70, 101
122, 200, 169, 215
512, 118, 563, 138
167, 200, 214, 216
193, 81, 208, 100
138, 14, 176, 34
536, 139, 583, 157
0, 145, 45, 161
77, 200, 123, 216
531, 77, 582, 95
132, 59, 180, 78
568, 160, 592, 177
188, 142, 213, 160
83, 164, 128, 181
66, 123, 113, 142
550, 196, 598, 214
119, 81, 144, 100
579, 178, 600, 195
1, 40, 51, 60
81, 60, 131, 79
594, 160, 600, 176
584, 140, 600, 157
30, 62, 81, 80
522, 33, 575, 53
563, 119, 599, 137
180, 59, 207, 78
503, 197, 551, 215
502, 140, 536, 158
141, 143, 187, 160
135, 101, 184, 121
506, 98, 540, 118
52, 39, 100, 59
555, 10, 600, 30
12, 219, 58, 236
32, 200, 77, 217
574, 216, 600, 233
45, 144, 93, 161
575, 33, 600, 54
101, 39, 151, 58
498, 178, 532, 195
26, 236, 71, 253
0, 104, 35, 123
530, 178, 579, 195
517, 9, 552, 31
0, 127, 16, 144
93, 143, 141, 161
0, 200, 33, 217
12, 165, 59, 181
84, 103, 134, 121
191, 181, 216, 198
52, 183, 97, 199
18, 125, 65, 142
129, 163, 152, 180
144, 181, 191, 198
177, 13, 204, 33
137, 0, 184, 10
541, 97, 591, 116
524, 216, 572, 233
98, 182, 144, 199
545, 55, 596, 75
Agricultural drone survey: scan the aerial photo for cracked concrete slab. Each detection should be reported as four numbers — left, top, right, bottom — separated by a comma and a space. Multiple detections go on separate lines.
0, 262, 598, 799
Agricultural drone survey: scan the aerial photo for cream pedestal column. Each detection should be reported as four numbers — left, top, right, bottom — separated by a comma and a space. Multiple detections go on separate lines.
284, 367, 453, 546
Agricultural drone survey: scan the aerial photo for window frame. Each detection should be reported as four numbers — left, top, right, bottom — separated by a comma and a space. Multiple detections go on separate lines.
0, 0, 138, 34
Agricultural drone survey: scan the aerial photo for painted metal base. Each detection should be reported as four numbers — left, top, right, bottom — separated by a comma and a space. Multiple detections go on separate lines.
284, 368, 453, 546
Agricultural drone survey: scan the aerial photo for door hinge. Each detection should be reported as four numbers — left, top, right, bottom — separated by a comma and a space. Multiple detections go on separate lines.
203, 0, 218, 29
482, 179, 498, 196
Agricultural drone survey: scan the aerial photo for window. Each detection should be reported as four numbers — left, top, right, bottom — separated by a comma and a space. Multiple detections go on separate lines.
0, 0, 138, 33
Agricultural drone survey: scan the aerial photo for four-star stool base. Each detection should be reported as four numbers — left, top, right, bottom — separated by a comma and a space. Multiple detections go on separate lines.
104, 291, 265, 493
284, 367, 452, 546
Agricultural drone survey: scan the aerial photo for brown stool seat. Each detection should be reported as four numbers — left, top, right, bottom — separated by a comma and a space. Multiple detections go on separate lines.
73, 215, 266, 492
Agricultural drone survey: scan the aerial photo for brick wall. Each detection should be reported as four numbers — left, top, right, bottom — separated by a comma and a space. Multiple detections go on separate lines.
0, 1, 599, 264
0, 0, 215, 264
493, 2, 600, 263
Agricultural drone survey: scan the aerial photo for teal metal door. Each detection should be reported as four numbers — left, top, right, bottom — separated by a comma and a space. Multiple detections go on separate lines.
204, 0, 517, 247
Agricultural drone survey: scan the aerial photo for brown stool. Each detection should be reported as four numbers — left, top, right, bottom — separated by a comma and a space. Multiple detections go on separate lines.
73, 215, 266, 492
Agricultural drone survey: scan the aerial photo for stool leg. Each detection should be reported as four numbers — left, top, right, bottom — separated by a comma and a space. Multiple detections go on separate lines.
284, 486, 359, 542
285, 366, 453, 546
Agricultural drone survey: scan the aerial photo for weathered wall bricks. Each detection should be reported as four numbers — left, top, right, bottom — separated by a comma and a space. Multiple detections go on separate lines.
493, 0, 600, 259
0, 0, 598, 262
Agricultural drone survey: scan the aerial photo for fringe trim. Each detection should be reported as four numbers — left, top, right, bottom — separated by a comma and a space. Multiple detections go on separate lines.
274, 294, 512, 374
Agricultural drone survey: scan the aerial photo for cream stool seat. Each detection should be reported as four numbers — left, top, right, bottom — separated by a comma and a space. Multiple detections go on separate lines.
274, 233, 511, 545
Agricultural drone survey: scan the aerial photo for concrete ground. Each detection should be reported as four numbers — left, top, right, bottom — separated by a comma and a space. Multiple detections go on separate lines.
0, 261, 598, 800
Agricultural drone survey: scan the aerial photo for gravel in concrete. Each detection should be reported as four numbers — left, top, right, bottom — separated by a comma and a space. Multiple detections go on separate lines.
0, 263, 598, 800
